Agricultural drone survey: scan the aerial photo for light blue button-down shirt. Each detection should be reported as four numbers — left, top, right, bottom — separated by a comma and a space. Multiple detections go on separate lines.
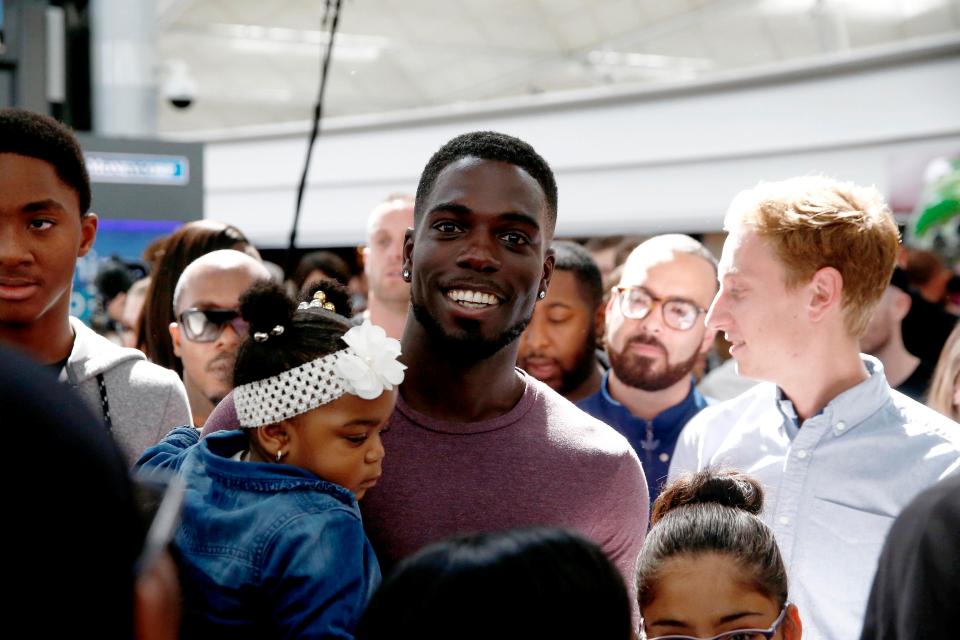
669, 356, 960, 640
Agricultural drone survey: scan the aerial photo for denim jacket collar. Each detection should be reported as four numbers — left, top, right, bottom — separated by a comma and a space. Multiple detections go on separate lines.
199, 430, 357, 504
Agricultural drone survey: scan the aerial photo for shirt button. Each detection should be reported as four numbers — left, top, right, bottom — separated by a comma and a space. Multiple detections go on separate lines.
836, 421, 847, 432
659, 453, 670, 463
796, 450, 808, 459
778, 515, 791, 525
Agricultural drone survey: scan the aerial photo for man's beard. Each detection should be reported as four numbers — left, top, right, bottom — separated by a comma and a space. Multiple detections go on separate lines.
412, 301, 531, 364
558, 332, 600, 395
608, 334, 699, 392
528, 329, 598, 395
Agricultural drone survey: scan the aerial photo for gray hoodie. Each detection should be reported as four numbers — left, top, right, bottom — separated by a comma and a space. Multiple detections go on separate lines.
62, 317, 192, 466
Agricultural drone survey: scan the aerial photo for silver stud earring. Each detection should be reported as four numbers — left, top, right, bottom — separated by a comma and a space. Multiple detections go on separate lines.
276, 449, 284, 463
538, 290, 546, 299
402, 269, 411, 281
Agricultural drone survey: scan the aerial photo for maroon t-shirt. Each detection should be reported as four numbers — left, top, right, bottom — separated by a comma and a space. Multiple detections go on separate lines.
361, 372, 649, 607
202, 374, 650, 610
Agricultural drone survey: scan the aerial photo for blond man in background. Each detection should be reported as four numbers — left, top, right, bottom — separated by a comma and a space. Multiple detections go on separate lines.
669, 176, 960, 640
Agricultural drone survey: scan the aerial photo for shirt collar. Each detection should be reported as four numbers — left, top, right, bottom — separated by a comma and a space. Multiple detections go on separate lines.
773, 354, 891, 437
599, 370, 704, 426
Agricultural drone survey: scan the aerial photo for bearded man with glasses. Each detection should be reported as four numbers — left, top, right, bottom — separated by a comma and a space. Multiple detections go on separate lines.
578, 234, 718, 506
169, 250, 270, 427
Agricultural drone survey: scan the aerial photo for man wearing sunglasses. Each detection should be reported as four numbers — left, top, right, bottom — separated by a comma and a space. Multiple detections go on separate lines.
579, 235, 717, 506
170, 250, 270, 427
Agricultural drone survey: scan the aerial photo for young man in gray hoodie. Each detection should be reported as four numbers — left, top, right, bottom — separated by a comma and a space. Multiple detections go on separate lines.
0, 108, 191, 465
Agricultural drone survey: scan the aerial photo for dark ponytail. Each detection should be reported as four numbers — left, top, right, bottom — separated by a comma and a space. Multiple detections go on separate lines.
233, 279, 354, 387
637, 469, 787, 609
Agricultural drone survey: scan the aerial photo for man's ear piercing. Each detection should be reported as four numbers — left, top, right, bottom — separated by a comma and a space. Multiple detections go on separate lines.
402, 269, 411, 281
538, 291, 546, 300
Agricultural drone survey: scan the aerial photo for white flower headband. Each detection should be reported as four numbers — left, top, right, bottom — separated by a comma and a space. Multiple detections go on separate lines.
234, 319, 406, 428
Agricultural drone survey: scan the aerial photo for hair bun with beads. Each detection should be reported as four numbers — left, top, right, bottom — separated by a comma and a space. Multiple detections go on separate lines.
299, 279, 353, 319
239, 281, 297, 340
233, 279, 356, 389
651, 468, 764, 525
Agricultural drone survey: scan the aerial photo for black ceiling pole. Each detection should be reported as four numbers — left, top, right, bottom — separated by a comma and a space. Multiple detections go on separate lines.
284, 0, 343, 280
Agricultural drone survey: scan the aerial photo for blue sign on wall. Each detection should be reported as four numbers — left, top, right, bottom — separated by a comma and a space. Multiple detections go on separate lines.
84, 151, 190, 186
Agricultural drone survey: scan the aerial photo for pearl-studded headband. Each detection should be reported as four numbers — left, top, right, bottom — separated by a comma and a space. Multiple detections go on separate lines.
234, 320, 406, 427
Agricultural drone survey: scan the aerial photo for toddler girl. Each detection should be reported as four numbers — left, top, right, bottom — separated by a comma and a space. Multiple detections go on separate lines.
137, 281, 405, 639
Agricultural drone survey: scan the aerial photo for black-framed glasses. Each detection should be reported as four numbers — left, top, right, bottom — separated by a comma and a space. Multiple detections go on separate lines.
639, 605, 788, 640
177, 308, 249, 343
613, 286, 706, 331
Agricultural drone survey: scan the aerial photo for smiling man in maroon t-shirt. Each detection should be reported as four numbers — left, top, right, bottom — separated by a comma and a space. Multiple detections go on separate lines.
360, 131, 648, 608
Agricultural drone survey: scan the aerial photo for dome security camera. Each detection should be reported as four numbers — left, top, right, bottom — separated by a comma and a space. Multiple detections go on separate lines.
163, 60, 197, 110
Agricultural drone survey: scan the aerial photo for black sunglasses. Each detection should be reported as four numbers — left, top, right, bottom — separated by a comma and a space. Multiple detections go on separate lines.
177, 308, 249, 343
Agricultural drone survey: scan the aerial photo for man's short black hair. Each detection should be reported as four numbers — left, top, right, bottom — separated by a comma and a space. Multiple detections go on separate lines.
0, 108, 91, 214
414, 131, 558, 234
552, 241, 603, 308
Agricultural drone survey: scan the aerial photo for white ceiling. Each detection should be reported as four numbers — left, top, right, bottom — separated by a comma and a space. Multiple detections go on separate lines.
156, 0, 960, 134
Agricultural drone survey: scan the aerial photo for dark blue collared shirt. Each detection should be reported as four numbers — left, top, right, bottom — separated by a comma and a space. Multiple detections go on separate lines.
577, 371, 708, 506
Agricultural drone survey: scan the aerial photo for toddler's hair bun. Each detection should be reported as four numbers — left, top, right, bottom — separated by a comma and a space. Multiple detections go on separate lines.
651, 468, 764, 525
239, 281, 297, 336
299, 279, 354, 319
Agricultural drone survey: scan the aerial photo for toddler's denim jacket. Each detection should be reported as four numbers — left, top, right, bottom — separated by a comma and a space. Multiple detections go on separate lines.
137, 427, 381, 639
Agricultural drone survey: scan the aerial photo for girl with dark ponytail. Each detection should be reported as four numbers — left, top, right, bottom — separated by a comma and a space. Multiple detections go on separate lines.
637, 469, 803, 640
137, 280, 405, 639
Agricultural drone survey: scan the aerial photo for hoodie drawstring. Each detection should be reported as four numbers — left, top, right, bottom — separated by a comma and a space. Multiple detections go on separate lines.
96, 373, 113, 432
